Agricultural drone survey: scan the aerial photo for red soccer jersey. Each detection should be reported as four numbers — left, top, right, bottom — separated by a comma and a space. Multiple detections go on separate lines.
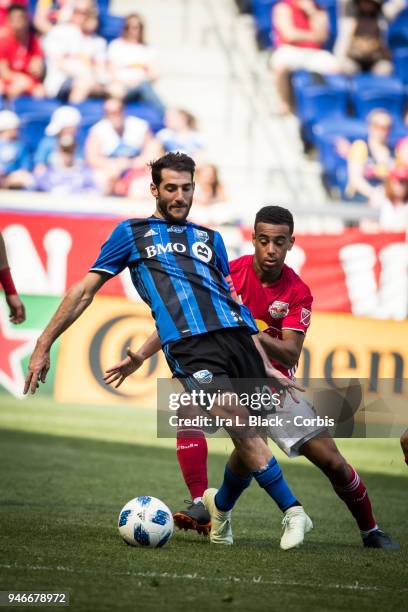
0, 28, 43, 79
229, 255, 313, 378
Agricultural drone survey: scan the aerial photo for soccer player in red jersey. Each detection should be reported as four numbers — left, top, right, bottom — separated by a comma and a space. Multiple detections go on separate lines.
113, 205, 399, 550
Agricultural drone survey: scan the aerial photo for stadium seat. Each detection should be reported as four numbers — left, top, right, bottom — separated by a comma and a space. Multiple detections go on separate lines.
350, 75, 404, 119
12, 96, 60, 119
251, 0, 277, 48
126, 103, 164, 134
313, 118, 367, 197
393, 48, 408, 85
98, 13, 124, 43
72, 99, 104, 123
27, 0, 37, 16
388, 7, 408, 50
96, 0, 110, 15
19, 113, 49, 153
315, 0, 338, 50
292, 73, 349, 144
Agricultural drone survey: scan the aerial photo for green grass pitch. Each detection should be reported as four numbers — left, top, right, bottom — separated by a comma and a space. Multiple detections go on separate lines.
0, 394, 407, 612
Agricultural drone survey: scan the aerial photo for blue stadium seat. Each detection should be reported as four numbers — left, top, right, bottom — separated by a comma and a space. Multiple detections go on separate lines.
292, 72, 349, 144
393, 48, 408, 84
350, 75, 404, 119
315, 0, 338, 51
19, 113, 49, 153
96, 0, 110, 15
27, 0, 37, 16
98, 13, 124, 43
388, 7, 408, 50
72, 99, 104, 123
251, 0, 277, 48
126, 103, 164, 134
12, 96, 60, 119
313, 118, 367, 196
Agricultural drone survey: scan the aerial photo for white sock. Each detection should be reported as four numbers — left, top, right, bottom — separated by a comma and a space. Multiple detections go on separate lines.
193, 496, 203, 504
360, 525, 378, 537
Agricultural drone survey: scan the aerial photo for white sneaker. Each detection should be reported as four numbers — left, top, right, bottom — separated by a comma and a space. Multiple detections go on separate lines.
202, 488, 233, 545
280, 506, 313, 550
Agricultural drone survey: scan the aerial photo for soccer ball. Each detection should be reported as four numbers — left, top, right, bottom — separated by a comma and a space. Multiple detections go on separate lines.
118, 496, 174, 548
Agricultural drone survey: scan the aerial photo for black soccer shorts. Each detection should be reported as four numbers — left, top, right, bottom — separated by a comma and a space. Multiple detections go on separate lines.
163, 327, 267, 395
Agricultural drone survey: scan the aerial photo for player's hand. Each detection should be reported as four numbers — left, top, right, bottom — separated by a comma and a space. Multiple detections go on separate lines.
6, 294, 26, 324
264, 363, 305, 403
23, 345, 50, 395
104, 348, 144, 388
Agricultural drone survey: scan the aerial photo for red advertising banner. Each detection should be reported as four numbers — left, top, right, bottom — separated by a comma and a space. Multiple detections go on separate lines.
1, 211, 407, 318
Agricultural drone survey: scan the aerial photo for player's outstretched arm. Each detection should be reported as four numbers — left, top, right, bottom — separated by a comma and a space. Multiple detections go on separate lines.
24, 272, 108, 395
104, 331, 161, 388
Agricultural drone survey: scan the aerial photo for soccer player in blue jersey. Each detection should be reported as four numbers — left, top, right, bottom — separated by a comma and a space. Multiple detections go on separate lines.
24, 152, 313, 549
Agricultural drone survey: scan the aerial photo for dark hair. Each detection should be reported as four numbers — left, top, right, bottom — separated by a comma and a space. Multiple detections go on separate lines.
254, 205, 294, 234
7, 3, 27, 15
149, 152, 196, 187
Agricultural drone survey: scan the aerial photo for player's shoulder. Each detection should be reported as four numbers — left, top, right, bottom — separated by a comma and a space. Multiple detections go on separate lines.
230, 254, 253, 274
283, 264, 312, 298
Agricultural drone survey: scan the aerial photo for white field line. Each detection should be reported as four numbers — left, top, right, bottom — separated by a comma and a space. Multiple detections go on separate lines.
0, 564, 405, 593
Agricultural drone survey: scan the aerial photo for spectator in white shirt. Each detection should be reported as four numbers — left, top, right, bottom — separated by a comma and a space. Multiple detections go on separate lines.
365, 166, 408, 231
43, 0, 107, 103
85, 96, 160, 195
107, 13, 165, 115
157, 108, 205, 160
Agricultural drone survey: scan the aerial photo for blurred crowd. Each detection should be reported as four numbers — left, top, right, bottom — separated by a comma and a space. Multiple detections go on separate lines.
0, 0, 229, 214
1, 0, 407, 231
237, 0, 408, 230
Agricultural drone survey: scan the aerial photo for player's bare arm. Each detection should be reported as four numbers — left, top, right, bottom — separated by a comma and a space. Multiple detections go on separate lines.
252, 332, 304, 399
0, 231, 26, 324
258, 328, 305, 368
104, 331, 162, 388
23, 272, 109, 395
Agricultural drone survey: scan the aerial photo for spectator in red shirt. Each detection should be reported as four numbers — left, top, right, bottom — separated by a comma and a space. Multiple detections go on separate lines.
0, 3, 45, 99
271, 0, 339, 114
0, 0, 27, 32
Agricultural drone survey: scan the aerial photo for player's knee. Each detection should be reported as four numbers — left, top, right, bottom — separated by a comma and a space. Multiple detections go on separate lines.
322, 452, 348, 479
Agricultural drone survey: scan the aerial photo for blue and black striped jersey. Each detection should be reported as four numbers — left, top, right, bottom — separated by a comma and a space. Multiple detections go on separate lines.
90, 217, 258, 346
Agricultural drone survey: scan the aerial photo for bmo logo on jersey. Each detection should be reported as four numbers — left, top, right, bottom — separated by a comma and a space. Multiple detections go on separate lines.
144, 241, 213, 262
145, 242, 186, 258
